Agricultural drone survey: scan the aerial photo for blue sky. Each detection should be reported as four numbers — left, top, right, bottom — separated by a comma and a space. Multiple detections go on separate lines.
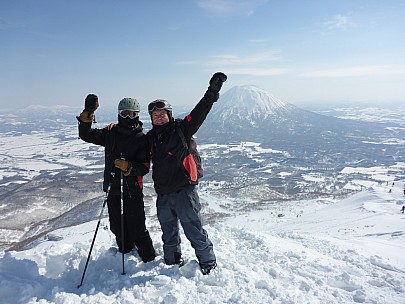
1, 0, 404, 110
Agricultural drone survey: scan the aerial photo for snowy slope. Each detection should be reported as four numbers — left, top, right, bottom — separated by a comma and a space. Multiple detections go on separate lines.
1, 182, 405, 303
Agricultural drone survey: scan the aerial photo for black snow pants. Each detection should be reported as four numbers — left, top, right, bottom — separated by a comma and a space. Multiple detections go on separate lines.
107, 191, 155, 262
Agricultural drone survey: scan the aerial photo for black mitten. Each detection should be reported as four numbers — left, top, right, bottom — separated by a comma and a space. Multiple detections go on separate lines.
208, 72, 227, 93
84, 94, 99, 113
204, 72, 227, 102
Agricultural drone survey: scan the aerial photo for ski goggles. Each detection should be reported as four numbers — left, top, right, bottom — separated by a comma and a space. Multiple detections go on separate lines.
118, 110, 139, 119
148, 100, 172, 114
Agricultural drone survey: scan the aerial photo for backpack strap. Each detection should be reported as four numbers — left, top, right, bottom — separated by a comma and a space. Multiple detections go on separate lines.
175, 121, 200, 182
175, 120, 190, 152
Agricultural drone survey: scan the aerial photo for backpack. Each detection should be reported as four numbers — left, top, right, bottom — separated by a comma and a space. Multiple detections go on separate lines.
175, 125, 204, 182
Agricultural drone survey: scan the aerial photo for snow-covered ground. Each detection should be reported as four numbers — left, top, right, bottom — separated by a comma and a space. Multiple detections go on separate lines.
1, 182, 404, 304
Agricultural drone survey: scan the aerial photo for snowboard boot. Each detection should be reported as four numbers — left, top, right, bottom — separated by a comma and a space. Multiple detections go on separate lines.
116, 238, 135, 254
200, 262, 217, 275
165, 252, 185, 267
134, 230, 156, 263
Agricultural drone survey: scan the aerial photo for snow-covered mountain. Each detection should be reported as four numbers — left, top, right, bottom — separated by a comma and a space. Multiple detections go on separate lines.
199, 86, 405, 183
202, 85, 332, 135
200, 85, 387, 145
195, 86, 405, 196
209, 85, 299, 125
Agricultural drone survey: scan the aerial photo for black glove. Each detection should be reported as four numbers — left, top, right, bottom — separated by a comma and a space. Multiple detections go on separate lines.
204, 72, 227, 102
84, 94, 99, 113
208, 72, 227, 93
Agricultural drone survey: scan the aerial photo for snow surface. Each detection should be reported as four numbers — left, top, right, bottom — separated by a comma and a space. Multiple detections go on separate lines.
1, 183, 405, 303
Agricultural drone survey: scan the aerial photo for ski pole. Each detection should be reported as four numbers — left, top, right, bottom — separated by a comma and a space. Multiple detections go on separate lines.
77, 184, 111, 288
120, 155, 126, 275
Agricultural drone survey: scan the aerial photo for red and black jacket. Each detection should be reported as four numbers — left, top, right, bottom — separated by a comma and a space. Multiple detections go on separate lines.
78, 122, 150, 195
148, 95, 215, 195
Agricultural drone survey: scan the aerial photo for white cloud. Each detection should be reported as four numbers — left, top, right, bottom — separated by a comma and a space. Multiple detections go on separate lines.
301, 65, 405, 77
177, 60, 198, 65
225, 67, 289, 76
249, 39, 267, 44
324, 14, 355, 30
178, 51, 286, 76
196, 0, 268, 16
204, 51, 286, 76
210, 51, 282, 65
168, 25, 181, 31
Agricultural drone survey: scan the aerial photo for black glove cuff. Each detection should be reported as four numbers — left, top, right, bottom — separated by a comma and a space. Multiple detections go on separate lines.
207, 85, 221, 94
204, 90, 219, 102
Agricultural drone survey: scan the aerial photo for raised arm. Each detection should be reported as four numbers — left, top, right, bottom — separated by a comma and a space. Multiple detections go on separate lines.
182, 72, 227, 138
76, 94, 107, 146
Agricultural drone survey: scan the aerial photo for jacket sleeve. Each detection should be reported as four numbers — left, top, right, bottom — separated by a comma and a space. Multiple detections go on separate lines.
77, 120, 107, 147
180, 94, 216, 140
130, 161, 150, 177
128, 134, 150, 177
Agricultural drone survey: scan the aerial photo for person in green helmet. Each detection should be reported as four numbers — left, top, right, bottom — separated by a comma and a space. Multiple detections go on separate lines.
77, 96, 156, 263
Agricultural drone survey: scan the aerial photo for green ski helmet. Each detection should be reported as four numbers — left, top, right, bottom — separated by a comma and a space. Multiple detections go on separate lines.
118, 97, 140, 114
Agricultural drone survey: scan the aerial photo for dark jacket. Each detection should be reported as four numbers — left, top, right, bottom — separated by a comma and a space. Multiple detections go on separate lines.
148, 96, 215, 194
78, 121, 150, 195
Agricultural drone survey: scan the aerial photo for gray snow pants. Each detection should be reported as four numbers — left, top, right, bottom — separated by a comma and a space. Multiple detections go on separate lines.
156, 185, 216, 268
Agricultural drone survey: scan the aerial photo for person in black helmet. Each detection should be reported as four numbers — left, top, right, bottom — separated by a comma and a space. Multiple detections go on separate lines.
147, 72, 227, 275
77, 96, 156, 263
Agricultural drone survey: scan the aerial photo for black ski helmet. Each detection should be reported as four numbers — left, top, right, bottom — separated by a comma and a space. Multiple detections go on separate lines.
148, 99, 172, 119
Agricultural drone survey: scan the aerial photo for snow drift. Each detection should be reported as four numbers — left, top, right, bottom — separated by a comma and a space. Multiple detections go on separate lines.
1, 182, 404, 303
